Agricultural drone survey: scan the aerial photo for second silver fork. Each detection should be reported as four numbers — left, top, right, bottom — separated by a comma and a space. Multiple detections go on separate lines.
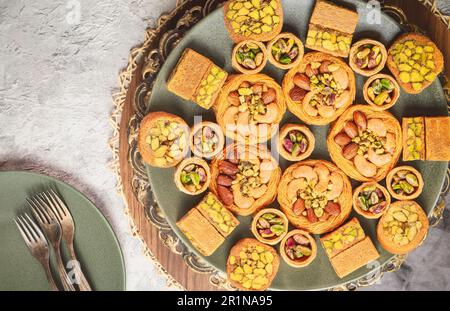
28, 195, 76, 291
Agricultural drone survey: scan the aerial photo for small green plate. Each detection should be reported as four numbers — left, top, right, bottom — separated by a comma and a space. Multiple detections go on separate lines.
145, 0, 448, 290
0, 171, 125, 291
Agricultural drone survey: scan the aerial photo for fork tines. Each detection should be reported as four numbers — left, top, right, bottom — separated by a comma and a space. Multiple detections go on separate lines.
15, 213, 47, 247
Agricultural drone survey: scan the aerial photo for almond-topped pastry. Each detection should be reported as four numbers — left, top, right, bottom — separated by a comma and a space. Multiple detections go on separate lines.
167, 48, 228, 109
282, 52, 356, 125
349, 39, 387, 76
280, 230, 317, 268
232, 40, 268, 74
377, 201, 429, 254
196, 192, 239, 237
267, 32, 304, 70
210, 144, 281, 216
353, 182, 390, 219
216, 74, 286, 144
138, 112, 189, 168
251, 208, 288, 245
321, 218, 379, 278
306, 0, 359, 58
386, 166, 424, 200
277, 160, 352, 234
227, 238, 280, 290
364, 74, 400, 111
224, 0, 283, 43
174, 158, 211, 195
277, 124, 315, 162
189, 122, 224, 159
327, 105, 402, 182
387, 33, 444, 94
177, 208, 225, 256
402, 117, 425, 161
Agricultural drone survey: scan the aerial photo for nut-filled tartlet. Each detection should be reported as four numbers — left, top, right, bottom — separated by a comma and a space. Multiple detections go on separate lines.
386, 166, 424, 200
227, 238, 280, 290
277, 160, 352, 234
353, 182, 390, 219
387, 33, 444, 94
216, 74, 286, 144
251, 208, 288, 245
138, 112, 189, 168
282, 52, 356, 125
210, 144, 281, 216
277, 123, 315, 162
174, 158, 211, 195
349, 39, 387, 76
267, 32, 304, 69
232, 40, 268, 74
305, 0, 358, 58
280, 230, 317, 268
167, 48, 228, 109
363, 74, 400, 110
377, 201, 429, 254
224, 0, 283, 43
327, 105, 402, 182
189, 121, 224, 159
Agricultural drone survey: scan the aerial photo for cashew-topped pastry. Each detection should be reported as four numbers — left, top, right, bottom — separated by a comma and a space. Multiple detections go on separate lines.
277, 160, 352, 234
138, 112, 189, 168
327, 105, 402, 182
216, 74, 286, 144
210, 144, 281, 216
282, 52, 356, 125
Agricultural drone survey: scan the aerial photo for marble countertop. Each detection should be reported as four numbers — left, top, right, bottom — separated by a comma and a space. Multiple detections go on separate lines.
0, 0, 448, 291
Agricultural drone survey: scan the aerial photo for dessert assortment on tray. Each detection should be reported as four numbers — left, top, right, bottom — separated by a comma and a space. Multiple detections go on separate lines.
137, 0, 450, 290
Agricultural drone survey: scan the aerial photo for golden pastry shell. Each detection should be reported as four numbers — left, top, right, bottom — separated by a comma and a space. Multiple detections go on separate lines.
352, 182, 391, 219
349, 39, 387, 77
266, 32, 304, 70
251, 208, 289, 245
232, 40, 268, 74
386, 166, 424, 200
363, 74, 400, 111
277, 123, 315, 162
280, 229, 317, 268
174, 157, 211, 195
189, 121, 224, 159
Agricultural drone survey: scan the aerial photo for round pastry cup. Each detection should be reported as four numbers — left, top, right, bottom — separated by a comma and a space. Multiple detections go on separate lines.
363, 74, 400, 111
174, 157, 211, 195
226, 238, 280, 291
138, 111, 189, 168
251, 208, 289, 245
280, 229, 317, 268
386, 166, 424, 200
349, 39, 387, 77
189, 122, 224, 159
352, 182, 391, 219
377, 200, 429, 255
232, 40, 268, 74
277, 123, 315, 161
327, 104, 402, 182
266, 32, 305, 70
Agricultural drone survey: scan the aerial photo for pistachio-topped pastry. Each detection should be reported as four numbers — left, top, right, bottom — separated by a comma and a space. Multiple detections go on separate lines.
387, 33, 444, 94
190, 122, 224, 159
138, 112, 189, 168
278, 124, 315, 161
353, 182, 390, 219
251, 208, 288, 245
267, 32, 304, 69
364, 74, 400, 110
349, 39, 387, 76
320, 218, 365, 258
224, 0, 283, 43
227, 238, 280, 290
386, 166, 424, 200
175, 158, 211, 195
377, 201, 429, 254
402, 117, 425, 161
280, 230, 316, 268
232, 40, 267, 74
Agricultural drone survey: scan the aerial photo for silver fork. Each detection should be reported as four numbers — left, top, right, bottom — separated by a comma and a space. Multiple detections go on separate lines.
14, 214, 59, 291
28, 195, 76, 291
42, 189, 92, 291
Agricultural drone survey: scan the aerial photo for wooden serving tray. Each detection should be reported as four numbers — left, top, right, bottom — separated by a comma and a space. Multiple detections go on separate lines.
110, 0, 449, 290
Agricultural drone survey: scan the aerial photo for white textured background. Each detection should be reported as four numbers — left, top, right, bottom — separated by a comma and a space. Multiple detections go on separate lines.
0, 0, 449, 290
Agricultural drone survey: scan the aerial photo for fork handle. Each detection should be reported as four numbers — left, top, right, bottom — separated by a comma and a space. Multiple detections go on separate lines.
68, 246, 92, 291
41, 261, 59, 291
54, 247, 76, 291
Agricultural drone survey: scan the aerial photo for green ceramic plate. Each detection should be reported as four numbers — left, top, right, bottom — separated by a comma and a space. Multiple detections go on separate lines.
0, 171, 125, 291
145, 0, 448, 290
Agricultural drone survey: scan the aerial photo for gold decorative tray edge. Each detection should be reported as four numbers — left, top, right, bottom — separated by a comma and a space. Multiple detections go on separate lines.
109, 0, 450, 291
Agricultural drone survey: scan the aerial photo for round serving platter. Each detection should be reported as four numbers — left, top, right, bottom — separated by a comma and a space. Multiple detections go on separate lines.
111, 0, 450, 290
